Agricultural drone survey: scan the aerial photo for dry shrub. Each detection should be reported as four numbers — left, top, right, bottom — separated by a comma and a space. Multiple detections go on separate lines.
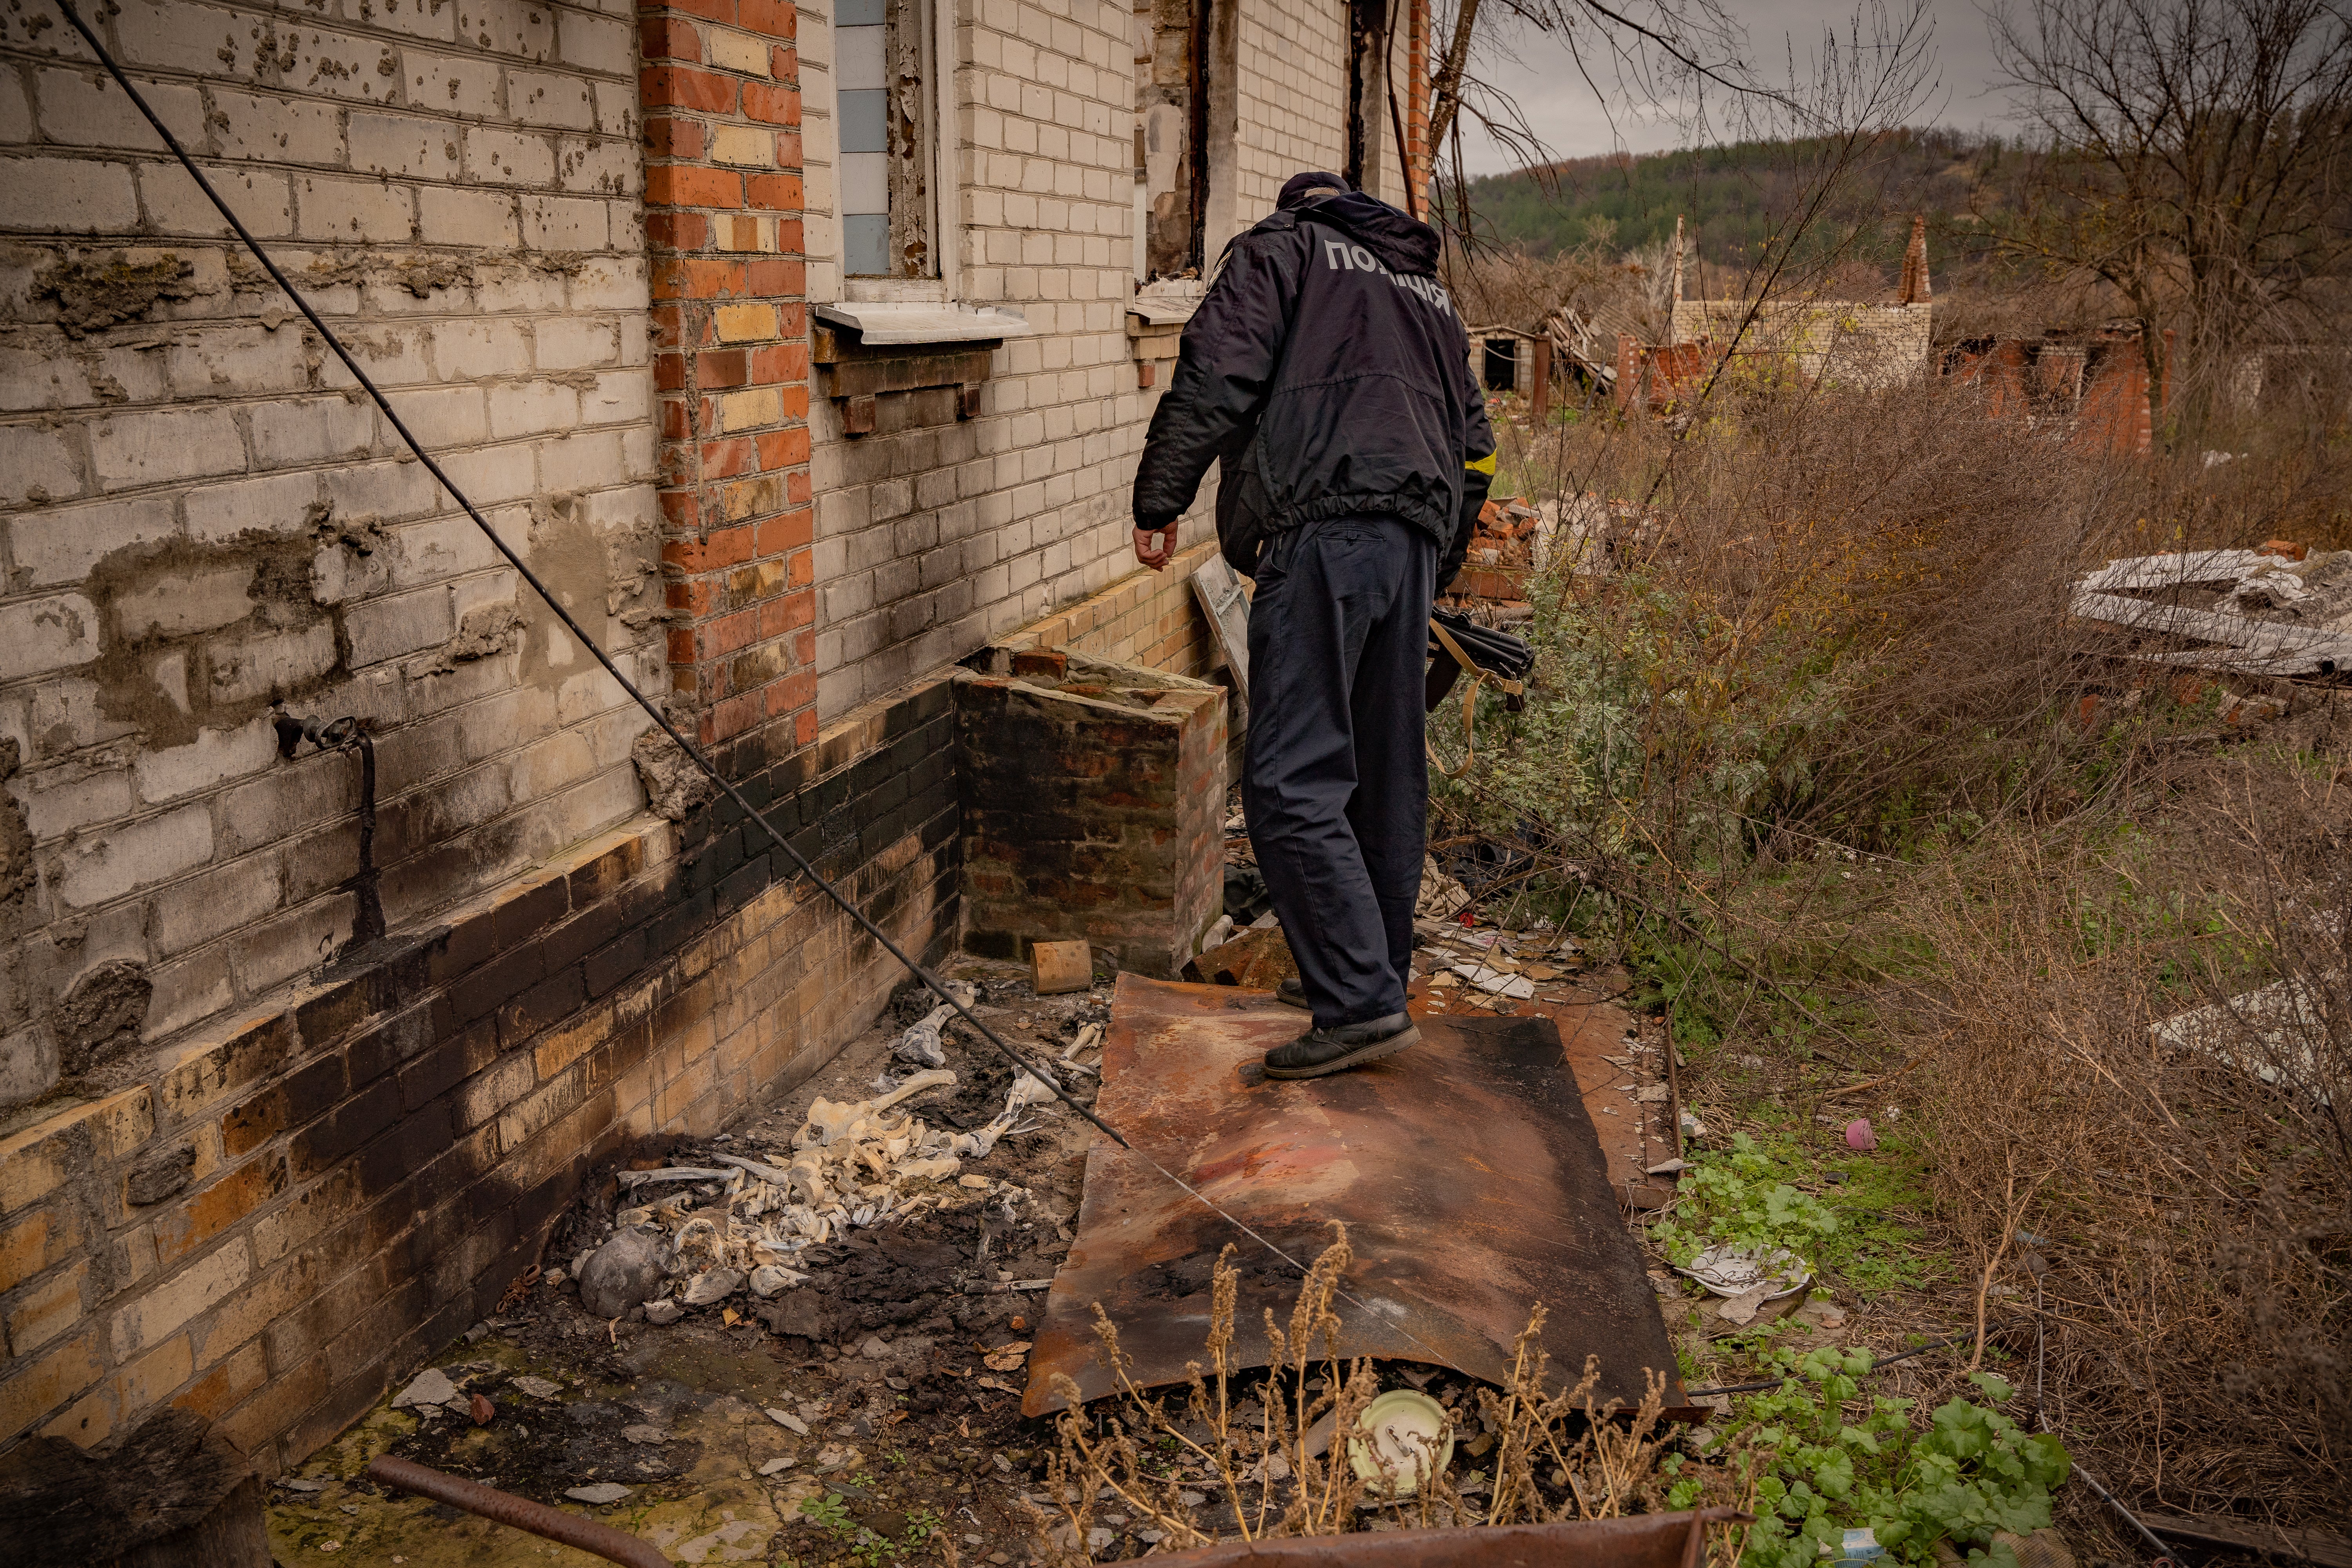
1039, 1228, 1748, 1561
1896, 755, 2351, 1529
1446, 345, 2350, 1533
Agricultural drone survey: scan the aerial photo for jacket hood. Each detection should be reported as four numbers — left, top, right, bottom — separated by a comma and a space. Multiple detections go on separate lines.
1282, 187, 1440, 277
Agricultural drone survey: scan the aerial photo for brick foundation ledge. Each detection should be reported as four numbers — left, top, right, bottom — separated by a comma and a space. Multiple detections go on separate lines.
0, 679, 959, 1470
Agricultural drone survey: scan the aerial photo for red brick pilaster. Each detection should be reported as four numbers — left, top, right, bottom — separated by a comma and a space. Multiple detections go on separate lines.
1407, 0, 1430, 217
640, 0, 817, 764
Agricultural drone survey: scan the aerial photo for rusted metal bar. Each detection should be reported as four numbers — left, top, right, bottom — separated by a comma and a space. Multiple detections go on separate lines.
363, 1456, 670, 1568
1142, 1507, 1751, 1567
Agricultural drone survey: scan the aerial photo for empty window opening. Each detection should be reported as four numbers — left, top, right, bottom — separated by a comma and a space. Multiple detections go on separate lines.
838, 0, 933, 278
1484, 339, 1519, 391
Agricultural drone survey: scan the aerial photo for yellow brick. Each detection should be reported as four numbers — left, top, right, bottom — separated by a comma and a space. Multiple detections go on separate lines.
42, 1380, 114, 1449
708, 123, 775, 165
719, 385, 784, 431
5, 1258, 87, 1354
0, 1328, 103, 1445
714, 303, 779, 343
115, 1332, 193, 1416
0, 1132, 65, 1216
705, 27, 773, 75
0, 1207, 80, 1293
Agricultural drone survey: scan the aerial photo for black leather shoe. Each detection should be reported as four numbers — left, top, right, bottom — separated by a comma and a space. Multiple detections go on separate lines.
1276, 977, 1308, 1009
1262, 1013, 1419, 1079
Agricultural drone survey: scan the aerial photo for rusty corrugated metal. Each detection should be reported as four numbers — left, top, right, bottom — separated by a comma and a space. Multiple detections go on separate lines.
1025, 976, 1693, 1418
1139, 1509, 1749, 1568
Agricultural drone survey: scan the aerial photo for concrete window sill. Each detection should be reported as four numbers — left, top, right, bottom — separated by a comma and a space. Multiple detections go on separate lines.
812, 302, 1036, 345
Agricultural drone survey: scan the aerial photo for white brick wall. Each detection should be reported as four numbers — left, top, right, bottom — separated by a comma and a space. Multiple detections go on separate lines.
813, 0, 1273, 718
1231, 0, 1348, 232
0, 0, 660, 1109
810, 0, 1368, 719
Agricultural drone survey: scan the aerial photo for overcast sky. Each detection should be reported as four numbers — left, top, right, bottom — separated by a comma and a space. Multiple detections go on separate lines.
1456, 0, 2022, 175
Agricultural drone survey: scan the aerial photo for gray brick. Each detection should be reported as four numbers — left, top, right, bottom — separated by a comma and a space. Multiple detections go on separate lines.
9, 496, 177, 586
345, 586, 456, 667
506, 69, 598, 129
417, 185, 519, 247
295, 174, 416, 243
250, 396, 376, 467
0, 425, 84, 506
57, 804, 212, 908
32, 69, 207, 150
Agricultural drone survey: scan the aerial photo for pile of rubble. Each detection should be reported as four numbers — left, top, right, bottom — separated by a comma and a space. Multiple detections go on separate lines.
1445, 497, 1544, 605
2071, 544, 2352, 680
565, 987, 1101, 1325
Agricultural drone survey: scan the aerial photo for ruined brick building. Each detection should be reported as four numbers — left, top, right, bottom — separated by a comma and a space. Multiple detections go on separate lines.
1615, 216, 1936, 409
0, 0, 1430, 1469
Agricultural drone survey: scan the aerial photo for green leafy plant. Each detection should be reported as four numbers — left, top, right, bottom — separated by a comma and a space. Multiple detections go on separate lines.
1674, 1354, 2069, 1567
1650, 1132, 1839, 1272
904, 1505, 945, 1549
800, 1493, 852, 1533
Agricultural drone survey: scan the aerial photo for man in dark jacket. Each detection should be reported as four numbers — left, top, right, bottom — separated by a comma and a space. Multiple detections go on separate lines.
1130, 170, 1495, 1080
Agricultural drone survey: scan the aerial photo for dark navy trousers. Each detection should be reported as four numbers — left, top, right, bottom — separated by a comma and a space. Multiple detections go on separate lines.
1243, 515, 1434, 1027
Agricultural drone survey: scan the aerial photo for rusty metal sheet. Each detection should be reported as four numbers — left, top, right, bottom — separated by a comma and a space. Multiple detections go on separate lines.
1140, 1508, 1747, 1568
1405, 973, 1680, 1210
1025, 975, 1691, 1418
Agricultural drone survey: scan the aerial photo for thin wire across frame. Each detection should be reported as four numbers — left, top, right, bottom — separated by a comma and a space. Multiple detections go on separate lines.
47, 0, 1463, 1369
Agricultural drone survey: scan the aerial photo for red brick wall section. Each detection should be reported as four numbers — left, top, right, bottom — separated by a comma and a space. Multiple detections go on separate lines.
956, 669, 1227, 978
1407, 0, 1430, 216
642, 0, 818, 768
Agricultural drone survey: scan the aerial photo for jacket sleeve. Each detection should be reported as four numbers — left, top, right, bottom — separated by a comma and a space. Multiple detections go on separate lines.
1437, 351, 1497, 593
1131, 229, 1303, 528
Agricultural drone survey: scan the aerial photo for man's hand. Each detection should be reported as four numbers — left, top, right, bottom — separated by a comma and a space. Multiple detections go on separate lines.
1132, 523, 1174, 571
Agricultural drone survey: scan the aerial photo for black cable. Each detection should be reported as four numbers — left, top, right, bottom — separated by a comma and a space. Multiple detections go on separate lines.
51, 2, 1512, 1369
45, 0, 1131, 1156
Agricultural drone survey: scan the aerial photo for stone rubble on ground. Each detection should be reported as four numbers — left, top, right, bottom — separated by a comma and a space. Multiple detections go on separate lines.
388, 1369, 457, 1410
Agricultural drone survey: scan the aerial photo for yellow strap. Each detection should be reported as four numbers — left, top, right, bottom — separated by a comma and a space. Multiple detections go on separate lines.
1427, 618, 1519, 777
1465, 450, 1497, 475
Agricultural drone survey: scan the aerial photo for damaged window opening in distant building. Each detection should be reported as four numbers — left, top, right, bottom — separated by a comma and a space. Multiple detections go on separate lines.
839, 0, 934, 277
1136, 0, 1410, 282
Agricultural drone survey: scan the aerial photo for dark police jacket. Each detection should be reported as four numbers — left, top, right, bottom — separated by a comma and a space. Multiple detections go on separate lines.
1131, 186, 1496, 586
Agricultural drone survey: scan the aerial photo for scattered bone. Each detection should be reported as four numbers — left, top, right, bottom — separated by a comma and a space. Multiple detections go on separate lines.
895, 982, 977, 1068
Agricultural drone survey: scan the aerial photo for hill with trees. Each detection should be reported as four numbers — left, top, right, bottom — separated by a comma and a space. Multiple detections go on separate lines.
1456, 127, 2031, 279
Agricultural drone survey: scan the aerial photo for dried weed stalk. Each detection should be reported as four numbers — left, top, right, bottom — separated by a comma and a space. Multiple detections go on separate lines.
1041, 1225, 1749, 1562
1902, 760, 2351, 1528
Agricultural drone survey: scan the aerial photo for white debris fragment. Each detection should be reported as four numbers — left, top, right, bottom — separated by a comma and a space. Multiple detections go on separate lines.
748, 1264, 808, 1298
765, 1408, 810, 1435
510, 1376, 562, 1400
1447, 962, 1535, 999
757, 1457, 795, 1476
682, 1268, 744, 1306
566, 1483, 633, 1504
391, 1369, 457, 1410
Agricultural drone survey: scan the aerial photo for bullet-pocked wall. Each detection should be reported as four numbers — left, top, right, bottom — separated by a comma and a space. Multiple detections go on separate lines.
799, 0, 1200, 722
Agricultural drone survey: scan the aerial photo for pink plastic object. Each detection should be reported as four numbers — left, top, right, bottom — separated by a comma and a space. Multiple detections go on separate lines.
1844, 1118, 1877, 1151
